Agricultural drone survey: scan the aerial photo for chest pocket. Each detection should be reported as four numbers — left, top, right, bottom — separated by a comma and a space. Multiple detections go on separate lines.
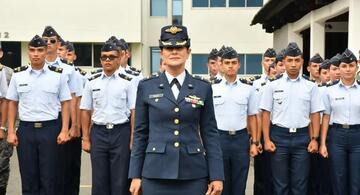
42, 87, 59, 105
92, 91, 104, 108
273, 92, 285, 111
234, 97, 248, 115
213, 96, 225, 106
17, 85, 31, 103
113, 93, 127, 109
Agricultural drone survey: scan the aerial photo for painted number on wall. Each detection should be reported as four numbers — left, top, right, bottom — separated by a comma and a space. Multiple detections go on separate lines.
0, 32, 10, 39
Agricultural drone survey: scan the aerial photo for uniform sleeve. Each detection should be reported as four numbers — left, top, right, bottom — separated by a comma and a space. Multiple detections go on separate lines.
5, 76, 18, 101
310, 85, 325, 113
259, 83, 273, 112
322, 88, 331, 115
74, 71, 85, 97
68, 67, 82, 96
199, 84, 224, 181
248, 86, 258, 115
79, 81, 93, 110
59, 74, 72, 102
126, 80, 136, 110
0, 71, 8, 97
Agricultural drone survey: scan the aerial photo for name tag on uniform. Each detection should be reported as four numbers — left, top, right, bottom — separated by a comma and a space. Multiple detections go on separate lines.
92, 89, 100, 92
274, 90, 284, 93
335, 97, 344, 101
149, 93, 163, 99
213, 95, 221, 98
19, 83, 28, 87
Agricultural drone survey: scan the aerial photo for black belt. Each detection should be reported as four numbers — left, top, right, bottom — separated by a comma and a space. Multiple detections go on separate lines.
20, 120, 58, 128
218, 128, 247, 136
331, 123, 360, 129
93, 122, 129, 130
272, 125, 308, 134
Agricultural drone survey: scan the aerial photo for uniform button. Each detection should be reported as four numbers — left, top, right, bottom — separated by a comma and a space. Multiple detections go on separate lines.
174, 130, 179, 135
174, 142, 180, 147
174, 107, 180, 112
174, 119, 180, 124
155, 98, 159, 102
152, 147, 156, 151
197, 148, 201, 152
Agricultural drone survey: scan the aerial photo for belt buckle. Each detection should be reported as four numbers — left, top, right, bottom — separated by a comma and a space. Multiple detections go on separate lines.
34, 122, 42, 128
106, 123, 114, 130
228, 130, 236, 136
289, 128, 297, 133
342, 124, 350, 129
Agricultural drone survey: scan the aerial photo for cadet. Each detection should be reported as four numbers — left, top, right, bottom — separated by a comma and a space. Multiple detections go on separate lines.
0, 61, 11, 195
319, 59, 331, 83
329, 53, 341, 82
212, 47, 258, 195
259, 42, 324, 195
6, 35, 71, 195
129, 25, 224, 195
253, 48, 276, 195
307, 53, 324, 84
320, 49, 360, 195
274, 49, 286, 76
0, 43, 14, 84
80, 42, 136, 195
268, 62, 277, 79
57, 37, 68, 59
207, 48, 222, 81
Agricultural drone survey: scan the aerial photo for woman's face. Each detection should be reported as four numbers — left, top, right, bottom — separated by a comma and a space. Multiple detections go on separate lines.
161, 47, 190, 68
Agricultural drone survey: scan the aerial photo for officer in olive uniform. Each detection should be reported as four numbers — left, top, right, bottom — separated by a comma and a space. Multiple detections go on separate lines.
129, 25, 224, 195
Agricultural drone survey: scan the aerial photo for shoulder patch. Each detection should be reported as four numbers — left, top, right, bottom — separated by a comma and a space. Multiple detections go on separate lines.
90, 69, 103, 75
119, 73, 133, 81
129, 66, 141, 73
269, 74, 283, 82
327, 80, 340, 87
88, 73, 101, 81
211, 78, 222, 85
76, 67, 87, 76
125, 69, 140, 76
192, 75, 210, 84
14, 65, 29, 73
239, 78, 253, 86
143, 73, 160, 81
48, 65, 63, 73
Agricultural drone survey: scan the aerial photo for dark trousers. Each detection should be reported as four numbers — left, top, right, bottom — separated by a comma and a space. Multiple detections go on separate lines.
253, 140, 273, 195
142, 177, 208, 195
17, 120, 60, 195
218, 130, 249, 195
270, 125, 310, 195
328, 126, 360, 195
90, 123, 131, 195
64, 137, 82, 195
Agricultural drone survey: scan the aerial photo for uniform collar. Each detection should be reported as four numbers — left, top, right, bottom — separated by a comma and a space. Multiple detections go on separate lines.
224, 77, 239, 86
45, 57, 61, 67
339, 79, 357, 88
28, 64, 47, 74
284, 72, 301, 82
100, 71, 116, 79
165, 70, 186, 86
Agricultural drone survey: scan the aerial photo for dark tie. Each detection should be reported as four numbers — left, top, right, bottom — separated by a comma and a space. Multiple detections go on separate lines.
170, 78, 181, 90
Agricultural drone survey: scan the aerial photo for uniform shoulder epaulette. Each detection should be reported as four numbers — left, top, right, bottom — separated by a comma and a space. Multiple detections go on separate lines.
269, 74, 283, 82
60, 58, 69, 65
0, 64, 3, 71
357, 80, 360, 85
14, 65, 29, 73
48, 65, 63, 73
318, 82, 327, 87
248, 75, 261, 81
75, 67, 87, 76
327, 80, 340, 87
211, 78, 222, 85
302, 74, 316, 82
119, 73, 133, 81
90, 69, 103, 75
129, 66, 141, 73
125, 69, 140, 76
192, 75, 210, 84
143, 73, 160, 81
239, 78, 253, 86
88, 73, 101, 81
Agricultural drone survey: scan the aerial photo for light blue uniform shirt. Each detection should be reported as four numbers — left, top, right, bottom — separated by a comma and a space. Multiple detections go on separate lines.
0, 69, 8, 97
253, 75, 269, 112
46, 57, 81, 96
80, 72, 136, 125
259, 73, 324, 128
6, 65, 71, 121
323, 80, 360, 125
212, 78, 258, 131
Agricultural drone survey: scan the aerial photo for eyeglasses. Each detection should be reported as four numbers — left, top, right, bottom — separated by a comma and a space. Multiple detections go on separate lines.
100, 55, 118, 61
43, 38, 57, 44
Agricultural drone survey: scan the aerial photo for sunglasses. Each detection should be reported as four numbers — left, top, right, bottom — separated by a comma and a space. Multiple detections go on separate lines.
43, 38, 57, 44
100, 55, 118, 61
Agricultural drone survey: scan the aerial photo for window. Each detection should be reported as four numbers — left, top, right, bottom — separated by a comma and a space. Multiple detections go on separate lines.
191, 53, 262, 75
173, 0, 183, 25
73, 43, 92, 66
93, 44, 102, 68
192, 54, 209, 74
150, 47, 161, 73
193, 0, 262, 7
151, 0, 167, 16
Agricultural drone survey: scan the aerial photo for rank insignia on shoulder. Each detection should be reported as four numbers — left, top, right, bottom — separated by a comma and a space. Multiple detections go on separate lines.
269, 74, 283, 82
90, 69, 103, 75
60, 58, 69, 64
144, 73, 160, 81
0, 65, 3, 71
125, 69, 140, 76
302, 74, 315, 82
239, 78, 253, 85
119, 73, 132, 81
129, 66, 141, 73
192, 75, 210, 83
357, 80, 360, 85
48, 65, 63, 73
14, 65, 29, 73
249, 75, 261, 81
327, 80, 340, 87
211, 78, 222, 84
88, 73, 101, 81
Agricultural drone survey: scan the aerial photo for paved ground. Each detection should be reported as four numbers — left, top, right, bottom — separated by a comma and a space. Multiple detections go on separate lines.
7, 150, 255, 195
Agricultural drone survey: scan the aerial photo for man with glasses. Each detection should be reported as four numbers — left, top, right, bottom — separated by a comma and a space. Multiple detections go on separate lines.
81, 42, 136, 195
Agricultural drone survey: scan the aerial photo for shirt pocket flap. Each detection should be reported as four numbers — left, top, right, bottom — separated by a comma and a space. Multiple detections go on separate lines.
42, 87, 58, 94
213, 96, 225, 105
146, 143, 166, 153
235, 97, 247, 105
186, 143, 205, 154
17, 86, 31, 93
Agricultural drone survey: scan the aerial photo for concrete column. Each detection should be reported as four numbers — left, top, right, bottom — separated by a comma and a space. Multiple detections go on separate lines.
273, 24, 303, 52
348, 0, 360, 58
310, 13, 325, 57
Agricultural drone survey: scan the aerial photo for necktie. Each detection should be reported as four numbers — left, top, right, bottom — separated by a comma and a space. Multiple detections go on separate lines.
170, 78, 181, 99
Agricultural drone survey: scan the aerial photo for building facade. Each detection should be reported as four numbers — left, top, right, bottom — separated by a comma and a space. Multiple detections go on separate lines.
0, 0, 272, 76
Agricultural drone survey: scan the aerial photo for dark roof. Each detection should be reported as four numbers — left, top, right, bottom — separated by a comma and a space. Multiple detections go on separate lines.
251, 0, 336, 33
